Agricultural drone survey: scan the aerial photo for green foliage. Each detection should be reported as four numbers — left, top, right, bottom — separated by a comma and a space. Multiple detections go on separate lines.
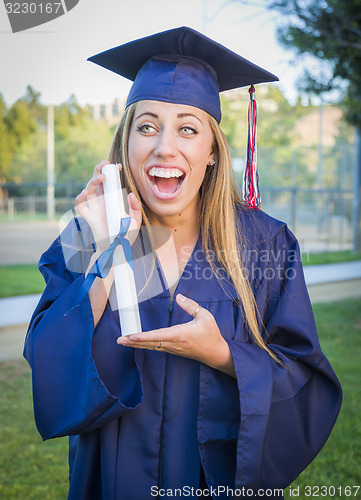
259, 86, 305, 146
21, 86, 47, 126
0, 86, 45, 180
2, 89, 114, 184
267, 0, 361, 126
6, 100, 38, 148
9, 129, 47, 183
0, 82, 350, 189
8, 114, 114, 185
220, 92, 248, 155
54, 119, 114, 183
0, 94, 15, 178
222, 85, 318, 188
55, 94, 91, 140
221, 85, 310, 154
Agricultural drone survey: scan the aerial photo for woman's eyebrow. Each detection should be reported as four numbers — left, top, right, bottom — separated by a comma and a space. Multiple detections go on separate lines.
135, 112, 159, 120
135, 111, 203, 124
177, 113, 203, 124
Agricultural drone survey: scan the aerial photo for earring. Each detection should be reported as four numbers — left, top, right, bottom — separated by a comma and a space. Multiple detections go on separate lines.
208, 159, 216, 166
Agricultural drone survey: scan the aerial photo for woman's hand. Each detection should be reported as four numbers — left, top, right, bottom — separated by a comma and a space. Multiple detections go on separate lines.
75, 161, 143, 328
117, 293, 235, 378
75, 160, 142, 251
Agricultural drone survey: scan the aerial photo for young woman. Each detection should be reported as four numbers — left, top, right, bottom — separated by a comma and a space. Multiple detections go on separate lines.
24, 27, 342, 500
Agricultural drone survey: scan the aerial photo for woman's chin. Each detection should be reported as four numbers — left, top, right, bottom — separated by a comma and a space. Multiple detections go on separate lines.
145, 193, 198, 221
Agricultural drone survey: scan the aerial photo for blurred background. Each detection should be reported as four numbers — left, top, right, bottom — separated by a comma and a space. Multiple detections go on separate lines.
0, 1, 360, 499
0, 0, 360, 262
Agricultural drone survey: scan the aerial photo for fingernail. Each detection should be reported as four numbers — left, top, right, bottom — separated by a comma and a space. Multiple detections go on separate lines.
177, 293, 186, 302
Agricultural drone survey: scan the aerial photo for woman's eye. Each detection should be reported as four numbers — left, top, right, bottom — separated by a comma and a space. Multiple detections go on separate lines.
137, 124, 155, 133
180, 126, 198, 135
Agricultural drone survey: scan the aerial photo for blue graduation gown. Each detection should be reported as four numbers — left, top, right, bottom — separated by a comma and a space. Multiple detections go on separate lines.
24, 207, 342, 499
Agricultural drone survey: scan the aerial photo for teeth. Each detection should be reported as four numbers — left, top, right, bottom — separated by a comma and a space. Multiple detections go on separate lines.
148, 167, 184, 178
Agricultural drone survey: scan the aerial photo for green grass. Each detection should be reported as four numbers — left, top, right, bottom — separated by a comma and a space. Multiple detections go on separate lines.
0, 213, 63, 223
1, 250, 361, 299
302, 249, 361, 266
0, 213, 53, 223
285, 298, 361, 499
0, 360, 69, 499
0, 298, 360, 498
0, 265, 45, 297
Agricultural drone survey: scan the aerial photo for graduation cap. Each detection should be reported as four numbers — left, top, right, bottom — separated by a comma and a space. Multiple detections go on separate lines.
88, 26, 279, 208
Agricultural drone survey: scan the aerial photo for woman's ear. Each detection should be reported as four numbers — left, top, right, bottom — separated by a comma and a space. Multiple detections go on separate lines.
208, 144, 217, 166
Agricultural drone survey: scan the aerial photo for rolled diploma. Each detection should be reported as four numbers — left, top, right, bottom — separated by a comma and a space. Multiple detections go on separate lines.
102, 164, 141, 336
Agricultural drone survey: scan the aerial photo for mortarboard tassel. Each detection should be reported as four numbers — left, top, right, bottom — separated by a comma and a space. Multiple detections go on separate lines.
243, 84, 261, 209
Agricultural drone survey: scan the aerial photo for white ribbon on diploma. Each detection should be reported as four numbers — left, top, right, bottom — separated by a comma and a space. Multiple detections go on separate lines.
102, 163, 142, 336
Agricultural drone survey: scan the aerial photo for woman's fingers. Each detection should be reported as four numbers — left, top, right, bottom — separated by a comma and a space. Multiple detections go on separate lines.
116, 295, 207, 355
86, 174, 106, 207
93, 159, 110, 176
74, 161, 112, 244
76, 160, 142, 248
78, 161, 124, 211
93, 160, 122, 178
75, 188, 87, 206
76, 173, 104, 204
75, 174, 104, 213
175, 293, 204, 320
117, 325, 184, 351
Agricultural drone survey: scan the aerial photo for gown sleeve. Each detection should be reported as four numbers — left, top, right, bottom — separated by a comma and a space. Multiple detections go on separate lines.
226, 222, 342, 490
23, 218, 143, 441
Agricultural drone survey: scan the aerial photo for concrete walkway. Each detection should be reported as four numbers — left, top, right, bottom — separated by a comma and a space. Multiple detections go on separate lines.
303, 260, 361, 285
1, 261, 361, 361
0, 221, 59, 265
303, 260, 361, 303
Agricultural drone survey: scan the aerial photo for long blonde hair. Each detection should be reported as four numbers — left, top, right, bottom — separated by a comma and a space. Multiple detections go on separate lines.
109, 103, 277, 361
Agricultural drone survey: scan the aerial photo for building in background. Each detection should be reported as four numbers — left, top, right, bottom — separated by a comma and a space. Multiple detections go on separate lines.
90, 98, 126, 123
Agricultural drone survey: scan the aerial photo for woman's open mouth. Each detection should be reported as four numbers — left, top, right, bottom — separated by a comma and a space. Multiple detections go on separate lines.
147, 167, 186, 198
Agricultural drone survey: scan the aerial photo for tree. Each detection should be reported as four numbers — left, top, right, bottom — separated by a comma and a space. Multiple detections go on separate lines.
6, 99, 38, 148
267, 0, 361, 126
265, 0, 361, 251
55, 94, 91, 140
232, 0, 360, 247
0, 94, 15, 178
0, 88, 41, 180
220, 85, 314, 188
54, 119, 114, 183
9, 111, 114, 184
4, 89, 103, 184
22, 85, 47, 126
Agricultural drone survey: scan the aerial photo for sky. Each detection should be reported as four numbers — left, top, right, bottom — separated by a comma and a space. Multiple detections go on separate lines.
0, 0, 305, 107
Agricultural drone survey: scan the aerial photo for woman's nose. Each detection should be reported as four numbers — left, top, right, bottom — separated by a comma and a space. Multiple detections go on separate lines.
153, 129, 178, 159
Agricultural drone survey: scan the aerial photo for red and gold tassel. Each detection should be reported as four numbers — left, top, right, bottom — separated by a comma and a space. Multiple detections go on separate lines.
243, 84, 261, 209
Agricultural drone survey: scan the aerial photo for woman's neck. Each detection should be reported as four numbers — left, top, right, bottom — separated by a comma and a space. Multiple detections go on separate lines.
147, 200, 201, 298
147, 199, 201, 249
